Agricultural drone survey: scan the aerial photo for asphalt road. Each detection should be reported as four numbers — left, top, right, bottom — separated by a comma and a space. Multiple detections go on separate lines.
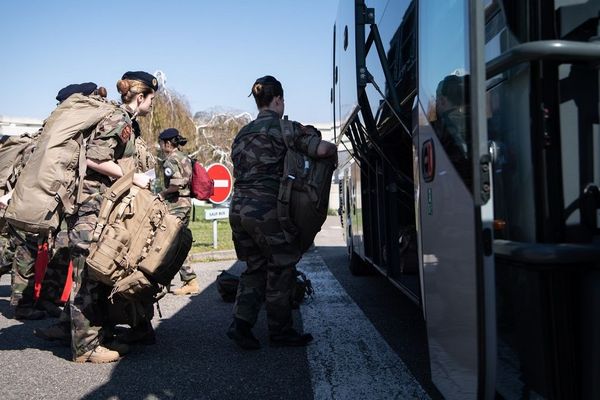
0, 217, 442, 400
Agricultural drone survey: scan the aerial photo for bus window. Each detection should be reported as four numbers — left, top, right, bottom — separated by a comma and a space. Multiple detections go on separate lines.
419, 0, 473, 189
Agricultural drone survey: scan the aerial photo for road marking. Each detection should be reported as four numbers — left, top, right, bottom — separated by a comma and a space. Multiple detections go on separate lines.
299, 250, 430, 400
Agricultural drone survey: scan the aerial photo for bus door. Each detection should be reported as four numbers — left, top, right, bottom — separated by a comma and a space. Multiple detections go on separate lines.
414, 0, 495, 399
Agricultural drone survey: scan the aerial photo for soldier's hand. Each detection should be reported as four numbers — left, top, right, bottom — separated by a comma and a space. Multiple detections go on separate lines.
133, 173, 151, 189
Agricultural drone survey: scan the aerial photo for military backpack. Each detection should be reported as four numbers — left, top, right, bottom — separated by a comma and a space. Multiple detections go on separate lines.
4, 94, 117, 235
86, 172, 192, 297
0, 131, 40, 232
277, 116, 336, 252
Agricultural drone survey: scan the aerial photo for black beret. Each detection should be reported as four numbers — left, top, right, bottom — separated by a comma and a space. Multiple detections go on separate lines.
122, 71, 159, 91
56, 82, 98, 102
159, 128, 179, 140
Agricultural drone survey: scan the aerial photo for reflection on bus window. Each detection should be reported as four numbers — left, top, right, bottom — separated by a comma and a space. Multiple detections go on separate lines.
434, 74, 472, 187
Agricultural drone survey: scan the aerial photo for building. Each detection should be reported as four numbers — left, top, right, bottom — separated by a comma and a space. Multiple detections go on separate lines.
0, 116, 43, 136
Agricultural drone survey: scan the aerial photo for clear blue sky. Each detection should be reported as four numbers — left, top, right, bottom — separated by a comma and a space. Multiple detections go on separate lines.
0, 0, 339, 124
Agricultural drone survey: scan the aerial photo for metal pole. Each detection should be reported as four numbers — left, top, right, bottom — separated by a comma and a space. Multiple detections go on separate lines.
213, 220, 218, 249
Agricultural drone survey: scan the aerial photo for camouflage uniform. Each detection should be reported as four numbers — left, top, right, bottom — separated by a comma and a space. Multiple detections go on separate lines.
0, 131, 40, 278
9, 232, 37, 308
66, 106, 132, 359
229, 110, 321, 335
162, 149, 195, 282
0, 235, 15, 277
9, 229, 70, 309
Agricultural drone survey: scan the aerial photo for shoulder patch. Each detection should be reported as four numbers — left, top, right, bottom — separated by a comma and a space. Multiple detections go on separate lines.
164, 167, 173, 177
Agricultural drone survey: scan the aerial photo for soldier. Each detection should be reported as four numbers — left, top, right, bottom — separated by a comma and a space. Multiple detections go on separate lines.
227, 76, 336, 349
3, 83, 105, 320
34, 71, 156, 363
157, 128, 199, 296
110, 106, 160, 347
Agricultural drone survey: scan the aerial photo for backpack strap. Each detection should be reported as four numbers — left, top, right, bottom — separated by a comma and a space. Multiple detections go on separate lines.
280, 115, 295, 149
277, 116, 301, 242
91, 170, 135, 242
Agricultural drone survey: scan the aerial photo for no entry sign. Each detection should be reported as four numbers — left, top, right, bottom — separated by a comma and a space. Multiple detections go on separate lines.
206, 163, 232, 204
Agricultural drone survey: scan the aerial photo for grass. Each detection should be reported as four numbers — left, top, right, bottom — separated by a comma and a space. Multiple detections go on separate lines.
188, 205, 234, 254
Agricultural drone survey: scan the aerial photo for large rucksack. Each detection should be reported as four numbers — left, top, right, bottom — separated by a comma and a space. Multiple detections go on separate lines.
277, 117, 336, 253
86, 172, 193, 290
0, 132, 39, 196
190, 159, 214, 200
0, 132, 40, 232
4, 94, 117, 235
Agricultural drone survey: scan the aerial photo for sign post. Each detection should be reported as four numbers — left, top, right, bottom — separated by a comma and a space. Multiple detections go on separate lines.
204, 165, 233, 249
205, 208, 230, 249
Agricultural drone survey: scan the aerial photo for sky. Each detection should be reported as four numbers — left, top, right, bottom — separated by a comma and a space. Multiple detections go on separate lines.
0, 0, 339, 124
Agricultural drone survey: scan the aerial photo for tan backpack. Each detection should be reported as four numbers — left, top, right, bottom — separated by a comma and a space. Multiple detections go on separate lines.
0, 131, 40, 196
4, 94, 116, 234
86, 172, 192, 290
0, 132, 40, 231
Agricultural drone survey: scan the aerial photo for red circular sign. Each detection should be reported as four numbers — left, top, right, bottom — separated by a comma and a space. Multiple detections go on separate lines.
206, 163, 233, 204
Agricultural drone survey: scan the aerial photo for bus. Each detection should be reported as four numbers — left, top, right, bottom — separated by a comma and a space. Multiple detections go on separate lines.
333, 0, 600, 399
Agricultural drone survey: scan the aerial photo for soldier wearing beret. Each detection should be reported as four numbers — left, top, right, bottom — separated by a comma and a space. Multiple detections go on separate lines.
35, 71, 157, 363
3, 81, 107, 321
157, 128, 198, 296
227, 76, 337, 349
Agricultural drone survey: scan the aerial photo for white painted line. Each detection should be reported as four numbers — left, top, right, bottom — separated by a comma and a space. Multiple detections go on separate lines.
299, 250, 430, 400
214, 179, 229, 188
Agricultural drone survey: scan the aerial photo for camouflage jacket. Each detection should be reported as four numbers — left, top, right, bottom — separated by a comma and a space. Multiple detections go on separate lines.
162, 149, 192, 219
231, 110, 321, 200
83, 107, 132, 197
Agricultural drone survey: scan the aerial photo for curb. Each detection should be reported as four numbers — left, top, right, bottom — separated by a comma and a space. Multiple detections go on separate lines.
189, 249, 237, 262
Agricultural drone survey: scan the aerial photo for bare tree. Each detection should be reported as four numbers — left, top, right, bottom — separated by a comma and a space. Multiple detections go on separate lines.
194, 112, 251, 168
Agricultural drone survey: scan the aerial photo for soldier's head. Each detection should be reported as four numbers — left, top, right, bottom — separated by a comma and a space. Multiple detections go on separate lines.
251, 75, 284, 117
117, 71, 158, 117
435, 74, 469, 115
55, 82, 107, 104
159, 128, 187, 154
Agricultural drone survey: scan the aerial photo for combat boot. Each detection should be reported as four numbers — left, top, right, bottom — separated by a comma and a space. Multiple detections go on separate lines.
269, 328, 314, 347
33, 323, 70, 343
14, 306, 47, 320
74, 345, 120, 363
227, 318, 260, 350
172, 277, 200, 295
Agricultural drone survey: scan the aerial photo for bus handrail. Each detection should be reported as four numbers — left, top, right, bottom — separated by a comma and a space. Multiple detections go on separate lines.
486, 40, 600, 78
494, 239, 600, 266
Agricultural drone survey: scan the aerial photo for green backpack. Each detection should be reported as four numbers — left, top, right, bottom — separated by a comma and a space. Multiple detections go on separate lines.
277, 116, 336, 253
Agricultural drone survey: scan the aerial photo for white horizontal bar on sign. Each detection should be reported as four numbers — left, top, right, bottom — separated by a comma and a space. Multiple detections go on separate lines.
205, 208, 230, 220
214, 179, 229, 188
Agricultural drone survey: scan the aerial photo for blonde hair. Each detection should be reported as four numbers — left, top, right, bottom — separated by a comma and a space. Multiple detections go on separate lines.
116, 79, 154, 103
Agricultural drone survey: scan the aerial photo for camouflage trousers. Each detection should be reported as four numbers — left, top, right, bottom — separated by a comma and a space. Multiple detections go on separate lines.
0, 234, 15, 277
9, 230, 69, 308
66, 194, 113, 358
229, 197, 302, 335
170, 204, 195, 283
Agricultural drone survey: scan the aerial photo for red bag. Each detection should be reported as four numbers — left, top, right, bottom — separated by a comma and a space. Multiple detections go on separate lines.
190, 160, 214, 200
